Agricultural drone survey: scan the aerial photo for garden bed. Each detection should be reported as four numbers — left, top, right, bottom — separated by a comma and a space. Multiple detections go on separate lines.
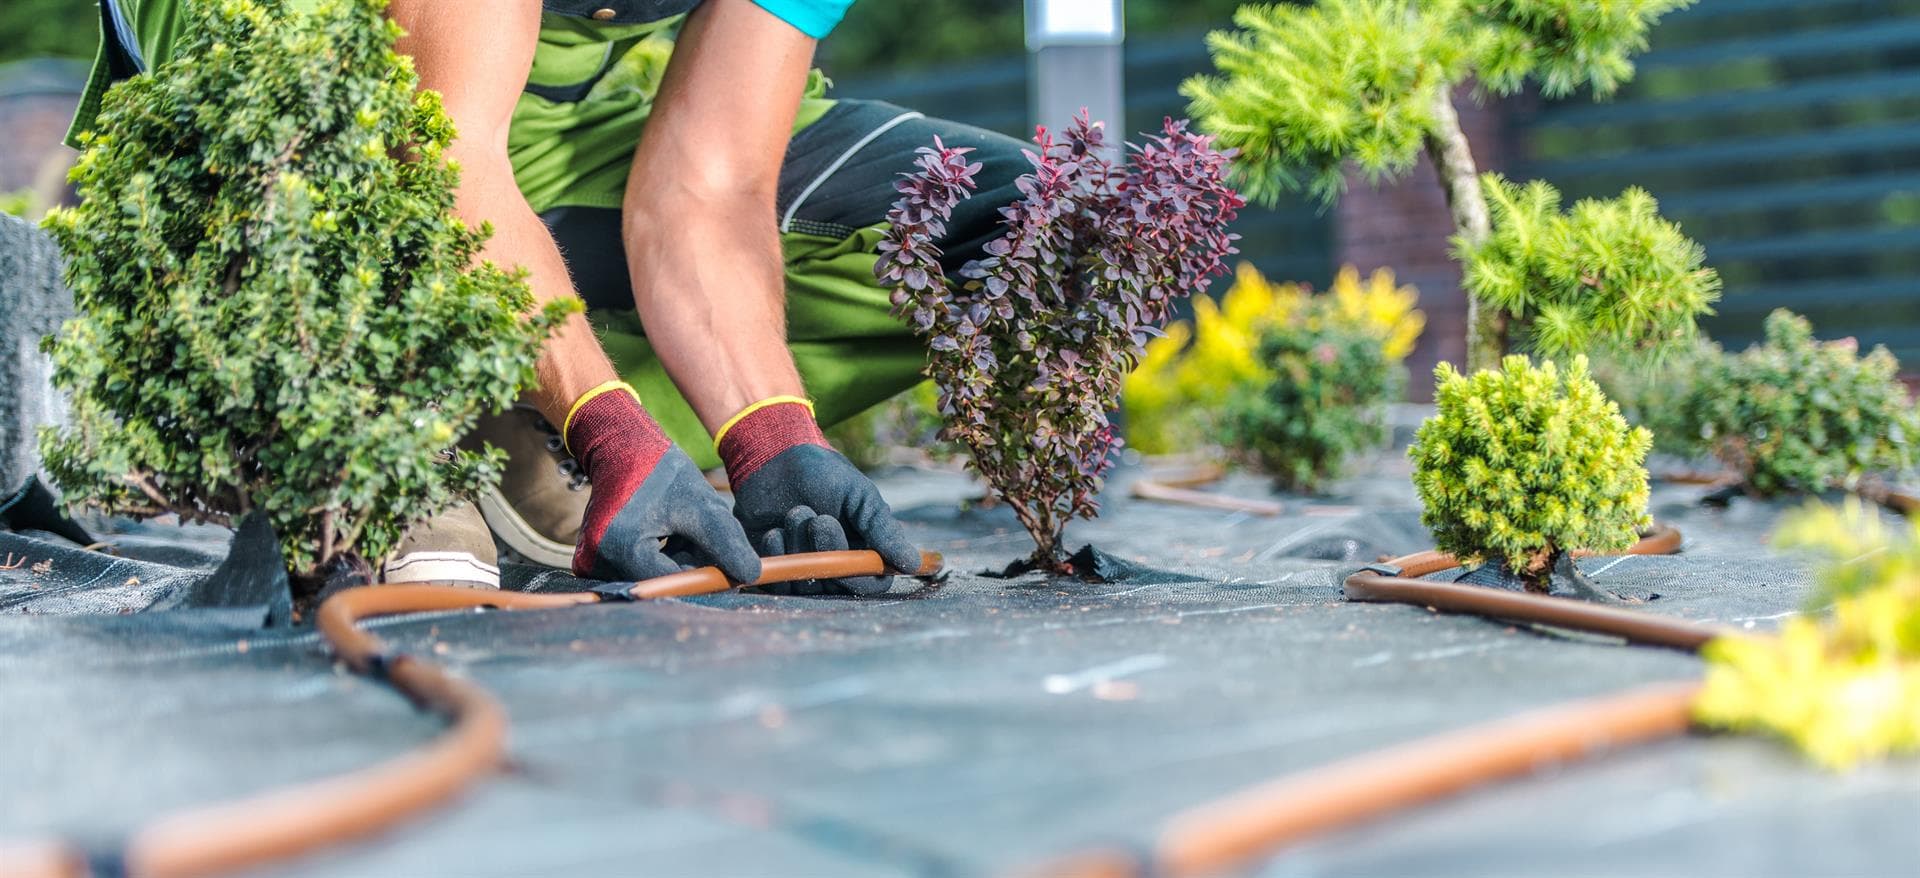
2, 441, 1915, 876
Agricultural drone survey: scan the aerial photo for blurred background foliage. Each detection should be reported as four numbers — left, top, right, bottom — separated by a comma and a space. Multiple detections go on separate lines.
819, 0, 1244, 75
8, 0, 1920, 457
0, 0, 94, 65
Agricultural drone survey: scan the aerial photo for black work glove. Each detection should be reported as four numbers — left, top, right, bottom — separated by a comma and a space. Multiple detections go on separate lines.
719, 400, 921, 595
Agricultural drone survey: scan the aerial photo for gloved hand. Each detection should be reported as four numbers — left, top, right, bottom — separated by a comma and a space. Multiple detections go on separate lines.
717, 397, 921, 595
565, 382, 761, 584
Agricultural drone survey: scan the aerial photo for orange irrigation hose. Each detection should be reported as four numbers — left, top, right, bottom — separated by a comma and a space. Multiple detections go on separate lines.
1019, 525, 1719, 878
1023, 681, 1702, 878
1859, 480, 1920, 517
1137, 464, 1228, 490
1128, 478, 1283, 517
1652, 468, 1738, 486
1, 549, 941, 878
1345, 524, 1717, 651
1128, 464, 1284, 517
1344, 574, 1719, 650
1378, 522, 1686, 580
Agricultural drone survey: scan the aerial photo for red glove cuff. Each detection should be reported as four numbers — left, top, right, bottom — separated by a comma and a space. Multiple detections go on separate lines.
716, 398, 829, 485
565, 383, 670, 479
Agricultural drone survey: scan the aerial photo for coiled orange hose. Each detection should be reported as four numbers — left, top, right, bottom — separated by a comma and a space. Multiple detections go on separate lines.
0, 550, 941, 878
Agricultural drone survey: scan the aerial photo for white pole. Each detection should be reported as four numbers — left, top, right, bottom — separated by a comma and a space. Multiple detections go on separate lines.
1026, 0, 1125, 155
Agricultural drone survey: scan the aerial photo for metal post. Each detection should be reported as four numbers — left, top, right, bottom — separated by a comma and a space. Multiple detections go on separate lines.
1026, 0, 1125, 152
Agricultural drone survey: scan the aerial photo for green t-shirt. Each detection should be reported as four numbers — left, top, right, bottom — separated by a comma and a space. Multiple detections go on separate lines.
69, 0, 848, 212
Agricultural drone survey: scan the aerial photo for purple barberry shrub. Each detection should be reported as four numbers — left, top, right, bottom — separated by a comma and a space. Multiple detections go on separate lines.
878, 114, 1243, 572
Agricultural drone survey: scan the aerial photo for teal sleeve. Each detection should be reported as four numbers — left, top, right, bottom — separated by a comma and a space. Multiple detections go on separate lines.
747, 0, 853, 38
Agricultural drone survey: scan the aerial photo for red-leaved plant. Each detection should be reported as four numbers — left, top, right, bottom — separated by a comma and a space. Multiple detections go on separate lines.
878, 114, 1243, 572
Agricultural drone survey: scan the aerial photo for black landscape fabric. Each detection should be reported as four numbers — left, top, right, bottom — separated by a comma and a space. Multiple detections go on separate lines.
3, 459, 1918, 877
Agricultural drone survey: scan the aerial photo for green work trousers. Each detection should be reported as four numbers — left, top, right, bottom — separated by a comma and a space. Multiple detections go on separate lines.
538, 98, 1028, 468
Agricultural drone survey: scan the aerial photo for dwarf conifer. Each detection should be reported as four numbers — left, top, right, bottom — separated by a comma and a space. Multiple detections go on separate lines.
1410, 355, 1651, 590
1186, 0, 1700, 371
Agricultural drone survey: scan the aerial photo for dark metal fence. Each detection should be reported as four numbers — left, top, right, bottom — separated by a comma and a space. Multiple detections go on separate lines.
830, 31, 1335, 289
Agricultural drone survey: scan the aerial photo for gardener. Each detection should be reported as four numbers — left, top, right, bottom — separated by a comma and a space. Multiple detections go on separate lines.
71, 0, 1029, 593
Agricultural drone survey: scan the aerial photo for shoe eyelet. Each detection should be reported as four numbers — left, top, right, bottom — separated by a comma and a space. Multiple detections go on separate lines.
545, 436, 564, 452
558, 459, 578, 476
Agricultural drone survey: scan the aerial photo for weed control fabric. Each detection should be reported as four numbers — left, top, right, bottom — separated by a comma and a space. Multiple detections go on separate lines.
3, 463, 1917, 877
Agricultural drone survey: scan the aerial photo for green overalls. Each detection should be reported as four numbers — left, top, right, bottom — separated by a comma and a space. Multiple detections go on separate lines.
70, 0, 1028, 467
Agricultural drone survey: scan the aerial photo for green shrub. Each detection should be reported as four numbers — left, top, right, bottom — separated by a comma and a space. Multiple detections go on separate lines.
1684, 310, 1919, 497
1221, 318, 1400, 493
1458, 176, 1720, 360
1696, 500, 1920, 769
1588, 336, 1721, 458
40, 0, 572, 576
1186, 0, 1700, 371
1123, 263, 1422, 456
1182, 0, 1468, 207
1186, 0, 1695, 205
1411, 355, 1651, 590
824, 382, 957, 471
1470, 0, 1696, 98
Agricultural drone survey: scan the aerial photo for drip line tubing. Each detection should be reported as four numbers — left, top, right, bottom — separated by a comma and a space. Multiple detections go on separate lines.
1, 550, 941, 878
1128, 479, 1283, 517
1128, 464, 1283, 517
1345, 526, 1714, 651
1023, 681, 1702, 878
1023, 524, 1728, 878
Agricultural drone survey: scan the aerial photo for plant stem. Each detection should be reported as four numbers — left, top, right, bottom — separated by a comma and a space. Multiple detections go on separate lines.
1424, 85, 1506, 373
319, 508, 336, 568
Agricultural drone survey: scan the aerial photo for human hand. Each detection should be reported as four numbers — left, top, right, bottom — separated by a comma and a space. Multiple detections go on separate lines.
719, 398, 920, 595
565, 383, 761, 583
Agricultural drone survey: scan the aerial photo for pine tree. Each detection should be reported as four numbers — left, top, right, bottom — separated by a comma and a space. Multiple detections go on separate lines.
1186, 0, 1704, 372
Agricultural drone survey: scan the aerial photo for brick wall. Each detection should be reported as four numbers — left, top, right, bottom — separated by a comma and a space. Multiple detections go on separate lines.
0, 66, 85, 211
1334, 86, 1517, 400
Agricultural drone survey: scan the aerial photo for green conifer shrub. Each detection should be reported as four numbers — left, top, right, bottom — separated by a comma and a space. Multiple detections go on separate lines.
1459, 176, 1720, 360
1470, 0, 1695, 99
40, 0, 572, 576
1410, 355, 1652, 591
1682, 311, 1919, 497
1220, 317, 1401, 493
1185, 0, 1701, 371
1180, 0, 1468, 208
1589, 336, 1720, 459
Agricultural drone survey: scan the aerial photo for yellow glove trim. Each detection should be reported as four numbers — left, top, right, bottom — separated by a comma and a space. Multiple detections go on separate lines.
713, 395, 816, 450
562, 380, 639, 453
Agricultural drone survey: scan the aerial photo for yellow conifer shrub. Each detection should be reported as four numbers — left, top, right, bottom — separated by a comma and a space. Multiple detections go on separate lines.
1696, 500, 1920, 769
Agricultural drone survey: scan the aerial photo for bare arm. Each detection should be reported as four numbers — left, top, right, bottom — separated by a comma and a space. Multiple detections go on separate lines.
622, 0, 817, 432
387, 0, 618, 426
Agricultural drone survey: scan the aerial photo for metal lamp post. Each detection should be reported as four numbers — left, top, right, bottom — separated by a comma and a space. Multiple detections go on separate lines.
1026, 0, 1125, 152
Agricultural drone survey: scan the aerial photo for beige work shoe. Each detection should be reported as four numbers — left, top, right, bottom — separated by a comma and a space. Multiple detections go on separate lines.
458, 400, 589, 569
379, 500, 501, 589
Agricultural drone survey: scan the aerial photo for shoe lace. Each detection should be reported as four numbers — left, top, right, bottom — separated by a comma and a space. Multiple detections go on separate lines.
532, 414, 592, 491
